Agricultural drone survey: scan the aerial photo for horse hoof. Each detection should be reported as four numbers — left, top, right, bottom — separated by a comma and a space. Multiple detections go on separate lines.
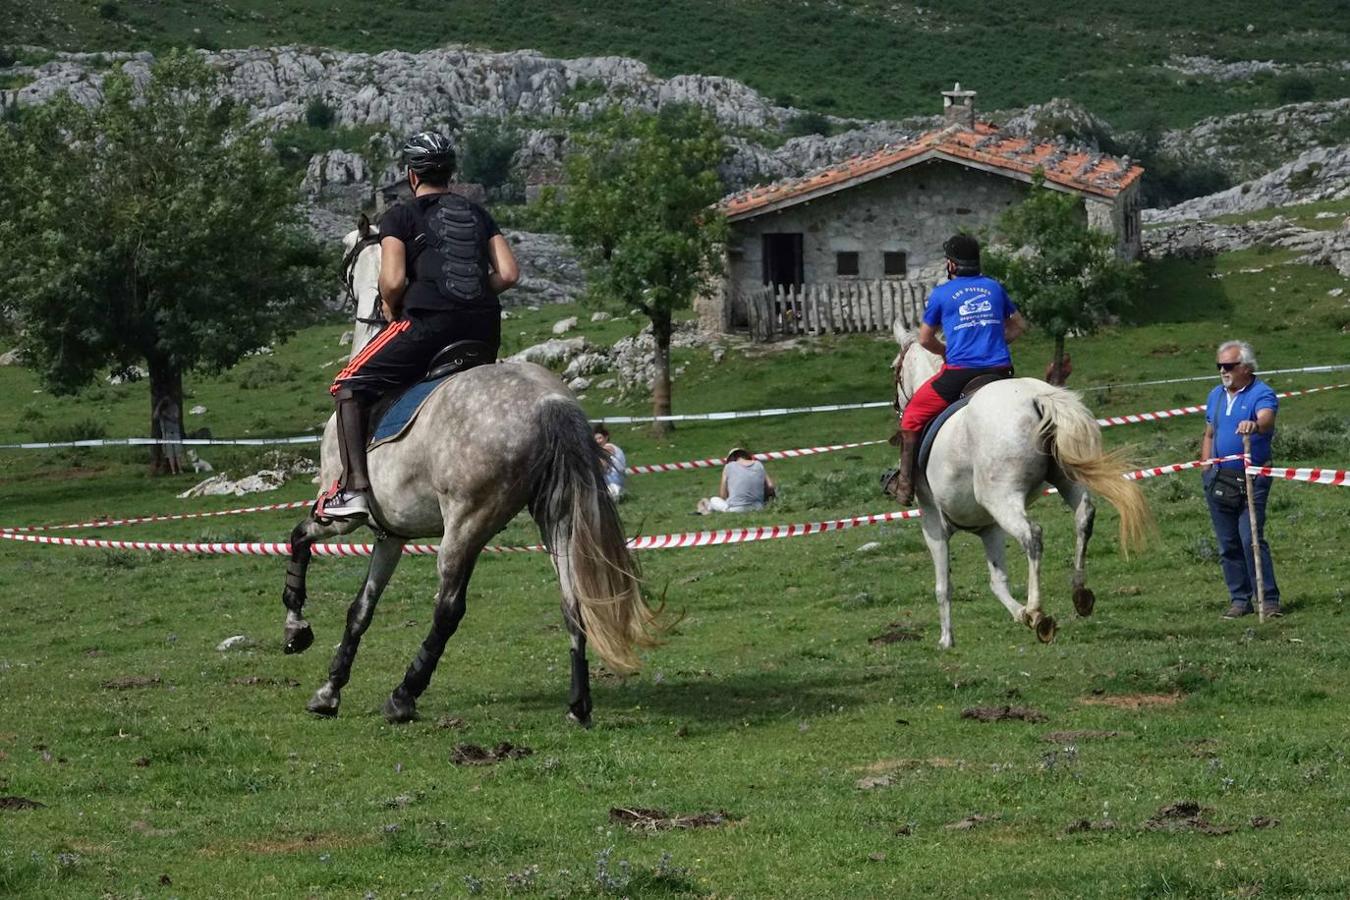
306, 687, 340, 717
383, 694, 417, 724
284, 624, 315, 655
1035, 615, 1058, 643
566, 711, 593, 730
1073, 587, 1096, 618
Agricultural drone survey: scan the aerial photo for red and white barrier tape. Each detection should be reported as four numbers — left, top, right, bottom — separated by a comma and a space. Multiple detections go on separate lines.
4, 453, 1344, 556
0, 509, 925, 556
3, 383, 1344, 450
0, 499, 312, 534
1095, 383, 1347, 428
627, 439, 887, 474
1246, 465, 1349, 486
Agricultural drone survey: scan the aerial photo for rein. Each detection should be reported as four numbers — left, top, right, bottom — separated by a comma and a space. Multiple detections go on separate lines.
892, 341, 914, 413
340, 232, 384, 310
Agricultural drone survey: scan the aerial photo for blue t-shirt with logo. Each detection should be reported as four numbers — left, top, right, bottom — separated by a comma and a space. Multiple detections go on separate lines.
1206, 379, 1278, 469
922, 275, 1017, 368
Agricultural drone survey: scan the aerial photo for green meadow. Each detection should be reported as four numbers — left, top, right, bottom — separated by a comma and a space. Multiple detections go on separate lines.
1, 238, 1348, 897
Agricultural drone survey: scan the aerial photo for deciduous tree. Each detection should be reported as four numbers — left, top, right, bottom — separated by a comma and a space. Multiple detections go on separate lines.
0, 52, 325, 471
984, 175, 1139, 385
557, 105, 727, 434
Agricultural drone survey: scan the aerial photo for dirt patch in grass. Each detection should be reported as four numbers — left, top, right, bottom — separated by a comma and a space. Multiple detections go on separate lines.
1249, 816, 1281, 829
229, 675, 300, 687
946, 813, 999, 830
1043, 730, 1127, 743
201, 832, 374, 857
854, 757, 965, 789
1064, 818, 1116, 834
961, 705, 1048, 723
129, 820, 178, 837
450, 742, 533, 766
609, 807, 739, 831
101, 674, 161, 690
868, 624, 922, 644
1079, 692, 1180, 710
435, 715, 467, 730
1143, 801, 1235, 835
1, 795, 45, 810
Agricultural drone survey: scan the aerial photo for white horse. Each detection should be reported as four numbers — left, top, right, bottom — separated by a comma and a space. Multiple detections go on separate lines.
890, 322, 1150, 647
278, 220, 661, 727
340, 216, 386, 353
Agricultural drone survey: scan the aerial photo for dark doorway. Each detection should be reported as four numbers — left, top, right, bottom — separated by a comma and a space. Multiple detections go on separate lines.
762, 233, 803, 290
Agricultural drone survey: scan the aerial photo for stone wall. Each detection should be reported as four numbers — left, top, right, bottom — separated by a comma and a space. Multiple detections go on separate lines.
719, 159, 1068, 324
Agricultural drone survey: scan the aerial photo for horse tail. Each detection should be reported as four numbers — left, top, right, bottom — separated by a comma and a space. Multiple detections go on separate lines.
1034, 387, 1152, 555
528, 400, 663, 673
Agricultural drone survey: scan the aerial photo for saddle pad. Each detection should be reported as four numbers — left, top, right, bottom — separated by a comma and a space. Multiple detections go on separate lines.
369, 374, 451, 449
916, 394, 973, 473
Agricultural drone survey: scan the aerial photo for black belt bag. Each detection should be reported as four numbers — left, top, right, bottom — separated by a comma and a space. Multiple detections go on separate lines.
1206, 467, 1247, 514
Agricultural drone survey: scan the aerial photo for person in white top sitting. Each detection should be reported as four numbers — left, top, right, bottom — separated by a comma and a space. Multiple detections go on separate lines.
593, 425, 627, 499
697, 447, 777, 514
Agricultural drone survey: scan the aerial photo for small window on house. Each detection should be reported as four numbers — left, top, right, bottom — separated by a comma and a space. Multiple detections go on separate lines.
836, 251, 860, 277
883, 251, 908, 277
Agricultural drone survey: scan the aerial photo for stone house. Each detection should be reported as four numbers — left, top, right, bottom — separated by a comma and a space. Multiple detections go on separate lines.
702, 85, 1144, 331
375, 179, 488, 214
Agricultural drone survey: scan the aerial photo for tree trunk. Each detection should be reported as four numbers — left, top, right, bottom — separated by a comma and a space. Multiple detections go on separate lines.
1046, 335, 1070, 387
147, 359, 184, 476
649, 307, 674, 437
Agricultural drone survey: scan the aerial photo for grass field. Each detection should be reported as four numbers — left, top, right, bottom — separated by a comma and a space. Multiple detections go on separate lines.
1, 243, 1348, 897
4, 1, 1349, 129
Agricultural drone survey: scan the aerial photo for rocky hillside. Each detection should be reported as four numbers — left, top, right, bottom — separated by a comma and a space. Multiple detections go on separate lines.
5, 44, 1348, 295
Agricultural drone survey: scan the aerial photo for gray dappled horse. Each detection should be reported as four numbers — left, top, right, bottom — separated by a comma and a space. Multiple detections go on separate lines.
279, 221, 660, 726
890, 322, 1150, 647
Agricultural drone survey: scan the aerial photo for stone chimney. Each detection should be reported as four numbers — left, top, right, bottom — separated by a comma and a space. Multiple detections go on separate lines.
941, 82, 977, 129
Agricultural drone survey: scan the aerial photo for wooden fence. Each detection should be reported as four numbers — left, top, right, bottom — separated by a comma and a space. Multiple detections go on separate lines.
742, 279, 933, 342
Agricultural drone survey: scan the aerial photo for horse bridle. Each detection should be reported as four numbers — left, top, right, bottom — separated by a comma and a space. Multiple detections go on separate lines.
891, 341, 913, 413
340, 231, 386, 322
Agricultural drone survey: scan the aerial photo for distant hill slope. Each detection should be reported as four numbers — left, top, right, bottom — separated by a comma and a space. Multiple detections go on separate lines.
4, 0, 1348, 128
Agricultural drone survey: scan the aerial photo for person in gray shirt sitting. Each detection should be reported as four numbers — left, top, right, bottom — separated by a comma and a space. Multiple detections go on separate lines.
697, 447, 777, 514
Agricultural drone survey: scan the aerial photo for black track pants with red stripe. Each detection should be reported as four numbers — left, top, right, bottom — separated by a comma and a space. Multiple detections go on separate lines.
330, 307, 501, 398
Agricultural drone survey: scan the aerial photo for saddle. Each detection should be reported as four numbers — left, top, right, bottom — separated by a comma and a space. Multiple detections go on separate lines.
891, 373, 1012, 473
368, 340, 494, 449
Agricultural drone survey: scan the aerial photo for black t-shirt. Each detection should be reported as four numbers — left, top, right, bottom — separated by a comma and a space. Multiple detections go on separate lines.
378, 193, 503, 313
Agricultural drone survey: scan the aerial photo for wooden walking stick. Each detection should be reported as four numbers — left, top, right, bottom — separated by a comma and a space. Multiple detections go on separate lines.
1243, 434, 1266, 623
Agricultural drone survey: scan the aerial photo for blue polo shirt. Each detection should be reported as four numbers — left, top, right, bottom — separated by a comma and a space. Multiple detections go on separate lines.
922, 275, 1017, 368
1206, 378, 1277, 469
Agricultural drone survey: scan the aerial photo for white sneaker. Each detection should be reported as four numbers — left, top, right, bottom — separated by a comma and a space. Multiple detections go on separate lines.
323, 488, 370, 519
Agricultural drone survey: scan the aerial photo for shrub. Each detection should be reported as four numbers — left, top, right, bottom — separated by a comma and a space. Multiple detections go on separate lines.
39, 418, 107, 444
97, 1, 121, 20
783, 111, 832, 138
1274, 73, 1315, 104
459, 118, 521, 193
0, 47, 15, 68
304, 98, 335, 130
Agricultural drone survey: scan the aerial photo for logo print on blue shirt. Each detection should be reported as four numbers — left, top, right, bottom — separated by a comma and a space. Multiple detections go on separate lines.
958, 297, 993, 316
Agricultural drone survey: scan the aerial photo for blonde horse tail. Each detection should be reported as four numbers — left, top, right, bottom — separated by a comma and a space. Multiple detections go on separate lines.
1035, 388, 1153, 555
529, 400, 664, 673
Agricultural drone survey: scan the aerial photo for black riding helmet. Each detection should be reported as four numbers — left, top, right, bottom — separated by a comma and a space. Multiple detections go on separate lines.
402, 131, 456, 179
943, 234, 981, 268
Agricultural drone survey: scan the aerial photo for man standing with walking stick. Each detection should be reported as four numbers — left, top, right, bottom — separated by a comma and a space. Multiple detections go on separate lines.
1201, 340, 1282, 620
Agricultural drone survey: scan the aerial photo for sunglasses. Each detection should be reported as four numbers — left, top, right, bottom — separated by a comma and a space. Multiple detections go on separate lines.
1216, 362, 1242, 371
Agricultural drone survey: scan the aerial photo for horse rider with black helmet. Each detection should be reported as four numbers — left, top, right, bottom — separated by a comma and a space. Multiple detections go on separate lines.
887, 234, 1027, 506
321, 131, 520, 520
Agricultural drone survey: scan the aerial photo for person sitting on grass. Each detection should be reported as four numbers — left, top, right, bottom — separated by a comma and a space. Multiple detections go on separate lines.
696, 447, 776, 514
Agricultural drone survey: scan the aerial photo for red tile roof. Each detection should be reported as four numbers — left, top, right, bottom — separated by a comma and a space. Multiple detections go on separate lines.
720, 122, 1144, 221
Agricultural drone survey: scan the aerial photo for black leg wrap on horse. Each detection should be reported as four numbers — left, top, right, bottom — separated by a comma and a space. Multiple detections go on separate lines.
334, 388, 372, 493
282, 524, 313, 613
399, 596, 467, 699
568, 647, 593, 723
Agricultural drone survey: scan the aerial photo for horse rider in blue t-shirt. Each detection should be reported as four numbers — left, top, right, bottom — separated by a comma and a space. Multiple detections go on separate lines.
888, 235, 1027, 505
1202, 339, 1281, 619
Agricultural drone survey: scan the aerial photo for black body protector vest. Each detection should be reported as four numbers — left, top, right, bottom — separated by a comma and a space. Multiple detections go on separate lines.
412, 194, 490, 305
